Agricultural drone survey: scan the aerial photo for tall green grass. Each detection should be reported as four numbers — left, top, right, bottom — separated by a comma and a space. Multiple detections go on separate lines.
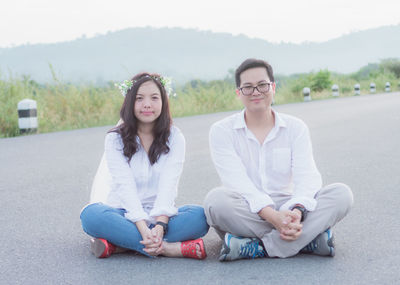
171, 79, 242, 117
276, 72, 399, 104
1, 67, 399, 138
0, 77, 123, 137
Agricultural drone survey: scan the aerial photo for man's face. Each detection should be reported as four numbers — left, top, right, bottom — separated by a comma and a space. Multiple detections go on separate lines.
236, 67, 275, 113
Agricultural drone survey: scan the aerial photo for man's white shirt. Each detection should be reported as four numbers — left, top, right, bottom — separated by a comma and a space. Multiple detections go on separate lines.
209, 109, 322, 213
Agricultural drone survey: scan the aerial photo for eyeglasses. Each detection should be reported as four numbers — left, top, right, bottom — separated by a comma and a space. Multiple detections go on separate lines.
239, 82, 272, 96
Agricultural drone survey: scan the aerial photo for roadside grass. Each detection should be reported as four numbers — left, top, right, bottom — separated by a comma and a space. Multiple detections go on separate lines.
276, 73, 399, 104
1, 72, 399, 138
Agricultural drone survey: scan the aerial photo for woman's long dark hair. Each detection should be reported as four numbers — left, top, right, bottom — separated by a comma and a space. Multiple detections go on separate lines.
110, 72, 172, 165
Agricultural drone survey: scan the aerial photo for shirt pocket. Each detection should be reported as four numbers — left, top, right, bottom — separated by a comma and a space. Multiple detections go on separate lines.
272, 148, 291, 174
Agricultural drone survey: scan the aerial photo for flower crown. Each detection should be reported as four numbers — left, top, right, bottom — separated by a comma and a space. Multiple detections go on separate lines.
115, 75, 173, 97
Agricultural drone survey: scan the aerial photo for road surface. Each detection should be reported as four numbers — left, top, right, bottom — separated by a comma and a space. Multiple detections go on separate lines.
1, 92, 399, 284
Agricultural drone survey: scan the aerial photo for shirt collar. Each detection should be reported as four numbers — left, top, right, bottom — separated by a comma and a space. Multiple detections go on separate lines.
233, 108, 287, 130
233, 109, 247, 129
274, 109, 287, 129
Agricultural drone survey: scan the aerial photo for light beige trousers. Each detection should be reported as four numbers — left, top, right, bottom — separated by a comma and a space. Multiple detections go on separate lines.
204, 183, 353, 258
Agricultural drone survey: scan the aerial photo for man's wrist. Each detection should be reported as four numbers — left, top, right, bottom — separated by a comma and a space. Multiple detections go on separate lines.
292, 208, 302, 219
291, 204, 307, 222
258, 206, 276, 223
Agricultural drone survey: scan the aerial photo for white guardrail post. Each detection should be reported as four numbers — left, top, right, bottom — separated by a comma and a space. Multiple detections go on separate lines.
354, 83, 360, 96
370, 82, 376, 94
18, 99, 38, 134
385, 82, 391, 92
303, 87, 311, 102
332, 84, 339, 97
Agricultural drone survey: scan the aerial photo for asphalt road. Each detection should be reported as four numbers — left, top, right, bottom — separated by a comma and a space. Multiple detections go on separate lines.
1, 92, 399, 285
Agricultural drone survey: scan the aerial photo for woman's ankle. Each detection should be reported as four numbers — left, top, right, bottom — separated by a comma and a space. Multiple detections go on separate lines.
114, 246, 129, 254
161, 242, 183, 257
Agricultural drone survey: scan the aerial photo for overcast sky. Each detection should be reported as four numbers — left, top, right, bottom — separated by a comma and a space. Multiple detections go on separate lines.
1, 0, 399, 48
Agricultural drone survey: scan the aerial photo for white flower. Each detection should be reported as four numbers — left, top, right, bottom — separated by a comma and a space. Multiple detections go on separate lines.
114, 79, 133, 97
160, 76, 173, 97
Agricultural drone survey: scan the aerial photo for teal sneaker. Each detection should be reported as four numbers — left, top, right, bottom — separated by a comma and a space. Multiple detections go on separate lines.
219, 233, 267, 261
300, 228, 335, 257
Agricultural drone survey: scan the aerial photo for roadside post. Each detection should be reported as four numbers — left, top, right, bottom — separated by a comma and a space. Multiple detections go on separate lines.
385, 82, 391, 92
303, 87, 311, 102
370, 82, 376, 94
354, 84, 361, 96
18, 99, 38, 134
332, 84, 339, 97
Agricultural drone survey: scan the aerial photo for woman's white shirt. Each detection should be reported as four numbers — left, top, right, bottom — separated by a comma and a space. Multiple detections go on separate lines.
102, 126, 185, 224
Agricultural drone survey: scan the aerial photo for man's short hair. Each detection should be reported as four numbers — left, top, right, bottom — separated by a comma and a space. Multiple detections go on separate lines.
235, 58, 275, 87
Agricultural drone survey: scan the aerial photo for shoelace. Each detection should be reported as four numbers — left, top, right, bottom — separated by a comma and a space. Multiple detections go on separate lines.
239, 239, 266, 259
303, 239, 318, 252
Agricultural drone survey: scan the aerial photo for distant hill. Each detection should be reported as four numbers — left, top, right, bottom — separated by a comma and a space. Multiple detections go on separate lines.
1, 25, 399, 84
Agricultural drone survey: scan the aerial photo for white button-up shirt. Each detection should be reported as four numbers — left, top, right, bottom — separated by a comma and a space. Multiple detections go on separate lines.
105, 126, 185, 223
209, 109, 322, 213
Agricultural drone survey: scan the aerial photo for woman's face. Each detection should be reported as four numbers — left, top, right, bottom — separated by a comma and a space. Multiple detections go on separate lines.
134, 81, 163, 126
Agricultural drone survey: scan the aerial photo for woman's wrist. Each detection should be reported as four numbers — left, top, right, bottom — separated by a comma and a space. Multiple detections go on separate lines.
135, 220, 148, 233
155, 215, 169, 223
155, 221, 168, 235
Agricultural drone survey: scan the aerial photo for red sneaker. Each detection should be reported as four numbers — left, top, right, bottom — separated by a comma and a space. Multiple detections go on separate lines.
90, 238, 116, 258
181, 238, 207, 260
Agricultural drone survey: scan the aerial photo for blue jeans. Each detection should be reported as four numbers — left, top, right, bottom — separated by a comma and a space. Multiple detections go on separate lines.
80, 203, 209, 257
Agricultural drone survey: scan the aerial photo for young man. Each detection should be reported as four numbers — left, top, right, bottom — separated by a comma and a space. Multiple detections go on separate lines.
204, 58, 353, 260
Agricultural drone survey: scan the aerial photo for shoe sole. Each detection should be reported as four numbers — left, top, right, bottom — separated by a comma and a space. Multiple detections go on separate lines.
300, 229, 335, 257
90, 238, 106, 258
219, 233, 233, 261
225, 233, 233, 248
326, 230, 335, 257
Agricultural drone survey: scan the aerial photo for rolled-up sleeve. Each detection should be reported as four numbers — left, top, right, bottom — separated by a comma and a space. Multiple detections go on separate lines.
105, 132, 149, 222
149, 129, 184, 218
209, 124, 274, 213
280, 123, 322, 211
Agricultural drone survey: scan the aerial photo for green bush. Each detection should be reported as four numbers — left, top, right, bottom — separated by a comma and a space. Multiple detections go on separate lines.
351, 63, 380, 80
311, 70, 332, 92
288, 74, 312, 94
380, 58, 400, 78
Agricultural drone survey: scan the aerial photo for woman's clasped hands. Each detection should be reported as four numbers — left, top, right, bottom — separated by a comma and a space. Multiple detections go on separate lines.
137, 220, 165, 256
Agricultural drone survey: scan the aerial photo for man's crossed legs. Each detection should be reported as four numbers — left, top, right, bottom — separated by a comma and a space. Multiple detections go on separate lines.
204, 183, 353, 260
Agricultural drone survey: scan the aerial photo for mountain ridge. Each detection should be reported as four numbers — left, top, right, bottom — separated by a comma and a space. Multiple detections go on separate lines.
1, 25, 399, 84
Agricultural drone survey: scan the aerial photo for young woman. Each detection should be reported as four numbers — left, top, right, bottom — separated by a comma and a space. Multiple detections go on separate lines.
80, 72, 209, 259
